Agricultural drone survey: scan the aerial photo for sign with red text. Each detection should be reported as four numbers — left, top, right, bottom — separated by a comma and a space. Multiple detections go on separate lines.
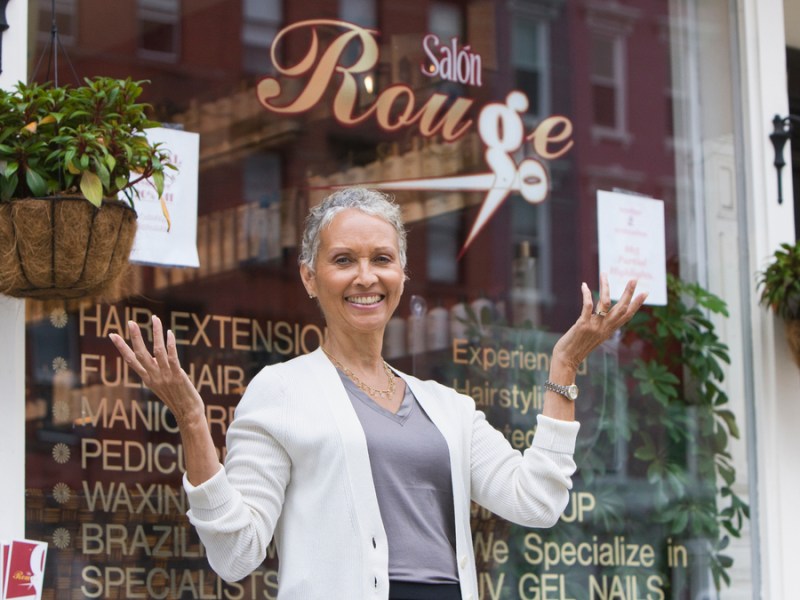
127, 127, 200, 268
597, 190, 667, 305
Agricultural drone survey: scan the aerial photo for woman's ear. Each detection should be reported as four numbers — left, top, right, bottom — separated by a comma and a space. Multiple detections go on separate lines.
300, 263, 317, 298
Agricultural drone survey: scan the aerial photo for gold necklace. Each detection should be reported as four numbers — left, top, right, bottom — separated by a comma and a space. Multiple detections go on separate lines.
321, 346, 396, 401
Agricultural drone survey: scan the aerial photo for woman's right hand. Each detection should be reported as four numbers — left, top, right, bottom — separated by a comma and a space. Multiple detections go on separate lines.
110, 315, 221, 486
109, 315, 204, 427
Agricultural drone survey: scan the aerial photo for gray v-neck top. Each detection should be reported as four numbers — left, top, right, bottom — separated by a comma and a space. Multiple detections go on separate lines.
336, 370, 460, 584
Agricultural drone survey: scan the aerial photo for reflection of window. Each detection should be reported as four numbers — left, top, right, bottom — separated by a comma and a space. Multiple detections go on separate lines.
512, 19, 550, 118
590, 34, 625, 134
428, 2, 462, 39
37, 0, 77, 46
137, 0, 179, 59
339, 0, 377, 28
427, 212, 460, 283
339, 0, 377, 102
242, 0, 282, 74
243, 153, 281, 206
241, 153, 282, 263
586, 3, 638, 142
427, 3, 464, 96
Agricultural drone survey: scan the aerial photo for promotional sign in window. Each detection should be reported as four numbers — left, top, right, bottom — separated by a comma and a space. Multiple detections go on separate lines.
597, 190, 667, 305
127, 127, 200, 268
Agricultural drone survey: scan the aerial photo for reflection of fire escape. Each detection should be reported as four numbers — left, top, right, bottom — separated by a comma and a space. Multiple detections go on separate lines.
174, 85, 302, 169
112, 86, 300, 297
307, 133, 485, 224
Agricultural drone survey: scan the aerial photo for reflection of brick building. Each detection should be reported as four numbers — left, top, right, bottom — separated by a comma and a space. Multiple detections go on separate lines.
564, 1, 676, 283
30, 1, 675, 335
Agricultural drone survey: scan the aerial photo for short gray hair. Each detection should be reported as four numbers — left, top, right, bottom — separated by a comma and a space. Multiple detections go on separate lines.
299, 188, 407, 272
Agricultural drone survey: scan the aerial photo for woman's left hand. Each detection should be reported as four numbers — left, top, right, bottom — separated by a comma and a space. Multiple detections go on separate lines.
552, 274, 648, 371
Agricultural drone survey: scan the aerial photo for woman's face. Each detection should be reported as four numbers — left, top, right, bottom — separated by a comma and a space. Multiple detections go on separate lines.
301, 209, 405, 336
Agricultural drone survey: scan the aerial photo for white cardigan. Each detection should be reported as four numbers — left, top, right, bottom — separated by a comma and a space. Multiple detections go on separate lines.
184, 348, 579, 600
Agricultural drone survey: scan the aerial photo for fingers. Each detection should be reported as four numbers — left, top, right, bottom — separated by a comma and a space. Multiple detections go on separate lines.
625, 291, 649, 319
109, 316, 183, 385
609, 282, 648, 327
580, 282, 594, 320
598, 273, 611, 311
128, 320, 156, 373
597, 278, 635, 320
166, 329, 184, 378
614, 278, 638, 309
152, 315, 170, 372
109, 332, 145, 377
587, 277, 647, 328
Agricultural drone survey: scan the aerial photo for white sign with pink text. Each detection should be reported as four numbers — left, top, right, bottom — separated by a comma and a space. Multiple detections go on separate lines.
597, 190, 667, 306
127, 127, 200, 268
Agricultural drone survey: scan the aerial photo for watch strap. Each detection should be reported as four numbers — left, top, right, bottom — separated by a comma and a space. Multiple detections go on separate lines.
544, 380, 578, 401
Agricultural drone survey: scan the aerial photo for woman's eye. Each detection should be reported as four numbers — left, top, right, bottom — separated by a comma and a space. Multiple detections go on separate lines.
374, 255, 392, 264
334, 256, 352, 265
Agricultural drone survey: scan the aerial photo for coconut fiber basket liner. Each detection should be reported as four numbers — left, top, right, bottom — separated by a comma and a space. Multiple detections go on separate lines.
0, 196, 137, 299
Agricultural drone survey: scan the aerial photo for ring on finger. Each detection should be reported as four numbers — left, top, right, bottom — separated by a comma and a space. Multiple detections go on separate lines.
594, 309, 609, 317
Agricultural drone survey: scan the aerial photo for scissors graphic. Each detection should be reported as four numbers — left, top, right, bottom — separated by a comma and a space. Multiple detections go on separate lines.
347, 92, 551, 258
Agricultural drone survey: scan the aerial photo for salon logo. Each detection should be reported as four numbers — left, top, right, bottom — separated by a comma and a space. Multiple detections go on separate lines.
421, 35, 482, 87
256, 20, 574, 256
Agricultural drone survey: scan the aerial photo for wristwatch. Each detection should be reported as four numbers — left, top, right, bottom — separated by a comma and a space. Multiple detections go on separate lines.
544, 380, 579, 401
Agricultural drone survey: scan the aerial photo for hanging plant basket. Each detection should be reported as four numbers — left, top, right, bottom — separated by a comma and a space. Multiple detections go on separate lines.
786, 320, 800, 368
0, 196, 137, 299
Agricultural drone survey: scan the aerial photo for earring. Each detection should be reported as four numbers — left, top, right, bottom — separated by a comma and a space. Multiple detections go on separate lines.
309, 294, 315, 299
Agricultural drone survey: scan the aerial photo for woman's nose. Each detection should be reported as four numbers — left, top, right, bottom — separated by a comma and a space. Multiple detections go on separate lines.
355, 260, 378, 286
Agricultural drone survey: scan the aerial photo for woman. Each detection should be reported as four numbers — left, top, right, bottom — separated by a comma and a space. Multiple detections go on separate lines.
110, 188, 646, 600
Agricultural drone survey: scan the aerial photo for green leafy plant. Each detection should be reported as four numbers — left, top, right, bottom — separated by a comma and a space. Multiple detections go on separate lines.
0, 77, 174, 208
758, 240, 800, 320
457, 274, 748, 594
625, 274, 748, 590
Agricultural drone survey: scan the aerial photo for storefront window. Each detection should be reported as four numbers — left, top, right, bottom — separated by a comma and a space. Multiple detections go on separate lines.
23, 0, 756, 598
590, 34, 622, 130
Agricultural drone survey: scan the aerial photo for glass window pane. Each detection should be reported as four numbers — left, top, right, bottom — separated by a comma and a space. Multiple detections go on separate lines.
242, 0, 282, 73
591, 35, 615, 79
512, 20, 540, 69
340, 0, 377, 28
21, 2, 758, 599
593, 83, 616, 127
137, 0, 178, 56
429, 1, 462, 39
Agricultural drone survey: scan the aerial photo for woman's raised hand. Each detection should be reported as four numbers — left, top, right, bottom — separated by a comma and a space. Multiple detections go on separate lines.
552, 274, 648, 372
110, 315, 221, 485
109, 315, 205, 427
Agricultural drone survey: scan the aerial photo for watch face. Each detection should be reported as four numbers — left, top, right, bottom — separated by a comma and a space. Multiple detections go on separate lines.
567, 385, 579, 400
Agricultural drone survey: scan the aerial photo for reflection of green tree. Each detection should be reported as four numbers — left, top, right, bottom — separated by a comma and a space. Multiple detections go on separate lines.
459, 274, 748, 595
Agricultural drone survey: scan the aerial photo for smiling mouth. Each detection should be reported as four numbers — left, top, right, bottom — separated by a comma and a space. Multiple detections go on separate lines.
347, 294, 384, 306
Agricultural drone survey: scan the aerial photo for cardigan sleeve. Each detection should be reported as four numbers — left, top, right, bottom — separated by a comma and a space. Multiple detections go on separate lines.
469, 411, 579, 527
183, 366, 291, 583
